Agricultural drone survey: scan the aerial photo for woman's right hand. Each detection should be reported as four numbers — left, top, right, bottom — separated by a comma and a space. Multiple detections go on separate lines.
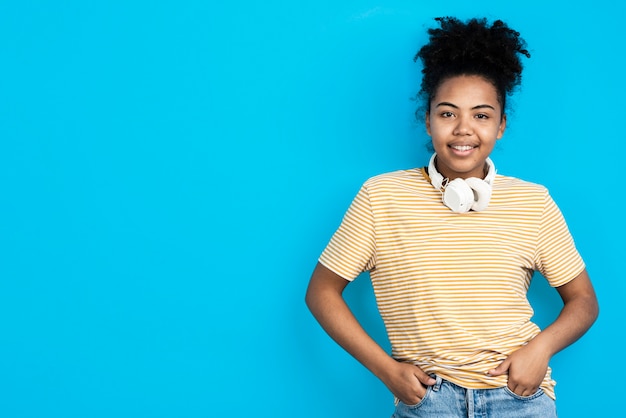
381, 361, 436, 406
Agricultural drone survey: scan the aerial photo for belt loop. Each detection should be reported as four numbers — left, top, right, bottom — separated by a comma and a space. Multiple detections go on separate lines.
432, 375, 443, 392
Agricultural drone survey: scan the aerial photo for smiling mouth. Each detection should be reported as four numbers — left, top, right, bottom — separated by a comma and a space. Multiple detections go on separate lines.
450, 145, 476, 151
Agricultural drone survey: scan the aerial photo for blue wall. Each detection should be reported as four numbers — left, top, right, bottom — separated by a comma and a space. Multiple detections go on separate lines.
0, 1, 623, 417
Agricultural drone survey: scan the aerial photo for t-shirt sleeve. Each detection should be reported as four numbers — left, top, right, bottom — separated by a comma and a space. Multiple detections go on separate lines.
534, 190, 585, 287
318, 184, 376, 281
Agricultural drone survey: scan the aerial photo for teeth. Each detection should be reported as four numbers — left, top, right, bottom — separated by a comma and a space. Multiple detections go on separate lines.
452, 145, 474, 151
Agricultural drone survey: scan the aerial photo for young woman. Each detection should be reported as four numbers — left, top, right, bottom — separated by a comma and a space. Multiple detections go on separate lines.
305, 17, 598, 417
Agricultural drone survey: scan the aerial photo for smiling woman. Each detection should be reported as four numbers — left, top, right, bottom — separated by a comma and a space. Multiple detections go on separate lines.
305, 17, 598, 418
426, 75, 506, 180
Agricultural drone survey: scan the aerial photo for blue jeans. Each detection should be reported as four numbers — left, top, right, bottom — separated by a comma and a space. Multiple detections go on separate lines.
391, 375, 557, 418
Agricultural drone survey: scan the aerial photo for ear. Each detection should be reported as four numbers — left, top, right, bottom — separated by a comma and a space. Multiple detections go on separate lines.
496, 114, 507, 139
425, 111, 431, 136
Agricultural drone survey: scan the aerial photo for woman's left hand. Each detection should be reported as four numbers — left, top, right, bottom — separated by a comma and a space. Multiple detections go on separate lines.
487, 342, 550, 397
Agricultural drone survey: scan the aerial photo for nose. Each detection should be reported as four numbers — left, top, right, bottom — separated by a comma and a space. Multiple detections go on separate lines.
453, 116, 473, 135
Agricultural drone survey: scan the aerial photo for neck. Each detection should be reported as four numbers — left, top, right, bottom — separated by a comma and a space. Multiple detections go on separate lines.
435, 159, 489, 181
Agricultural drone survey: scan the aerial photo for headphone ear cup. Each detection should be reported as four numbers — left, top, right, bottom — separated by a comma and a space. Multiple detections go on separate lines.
442, 179, 475, 213
464, 177, 492, 212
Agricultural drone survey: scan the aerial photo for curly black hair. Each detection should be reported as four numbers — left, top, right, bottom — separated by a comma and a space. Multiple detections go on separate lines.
414, 17, 530, 113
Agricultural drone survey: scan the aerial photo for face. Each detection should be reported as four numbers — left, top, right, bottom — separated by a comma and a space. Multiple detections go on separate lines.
425, 75, 506, 180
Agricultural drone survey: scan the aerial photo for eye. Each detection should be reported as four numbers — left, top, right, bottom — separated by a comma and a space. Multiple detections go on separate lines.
475, 113, 489, 119
440, 111, 454, 118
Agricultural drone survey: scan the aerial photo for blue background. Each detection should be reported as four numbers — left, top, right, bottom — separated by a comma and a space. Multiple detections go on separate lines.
1, 1, 623, 417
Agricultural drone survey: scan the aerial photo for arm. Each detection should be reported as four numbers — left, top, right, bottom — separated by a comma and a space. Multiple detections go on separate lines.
305, 262, 435, 404
488, 268, 599, 396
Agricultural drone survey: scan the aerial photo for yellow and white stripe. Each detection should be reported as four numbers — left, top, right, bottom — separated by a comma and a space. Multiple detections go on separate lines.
319, 168, 584, 400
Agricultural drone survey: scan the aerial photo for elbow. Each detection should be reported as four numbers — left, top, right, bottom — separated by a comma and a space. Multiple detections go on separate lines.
304, 281, 320, 314
590, 296, 600, 324
579, 291, 600, 330
586, 283, 600, 325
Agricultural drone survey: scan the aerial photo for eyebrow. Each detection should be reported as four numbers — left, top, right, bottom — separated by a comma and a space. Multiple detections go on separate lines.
435, 102, 496, 111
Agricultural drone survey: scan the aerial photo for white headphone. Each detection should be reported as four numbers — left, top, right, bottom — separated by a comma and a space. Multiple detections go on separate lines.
428, 153, 496, 213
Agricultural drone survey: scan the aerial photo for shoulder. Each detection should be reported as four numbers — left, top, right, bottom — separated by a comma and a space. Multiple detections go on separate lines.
492, 174, 552, 210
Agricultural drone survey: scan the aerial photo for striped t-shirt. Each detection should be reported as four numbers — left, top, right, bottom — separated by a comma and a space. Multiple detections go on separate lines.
319, 167, 585, 400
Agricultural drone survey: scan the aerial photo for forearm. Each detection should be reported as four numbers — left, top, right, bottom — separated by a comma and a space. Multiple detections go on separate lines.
529, 270, 599, 356
305, 266, 395, 379
530, 295, 598, 355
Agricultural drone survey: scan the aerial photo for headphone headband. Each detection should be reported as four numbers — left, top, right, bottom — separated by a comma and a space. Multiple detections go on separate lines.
428, 153, 496, 189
